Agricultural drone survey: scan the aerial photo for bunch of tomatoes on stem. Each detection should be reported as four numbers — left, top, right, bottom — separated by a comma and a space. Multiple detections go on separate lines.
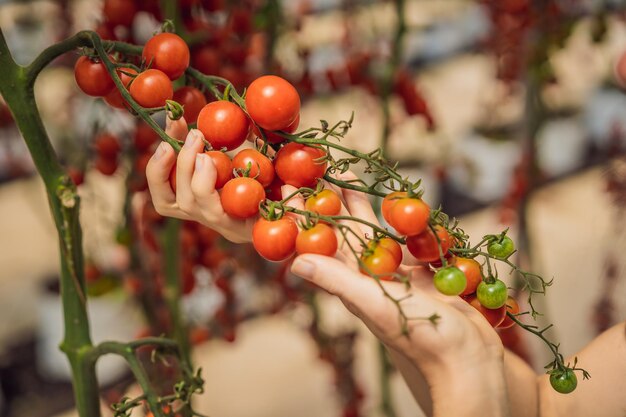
71, 21, 585, 395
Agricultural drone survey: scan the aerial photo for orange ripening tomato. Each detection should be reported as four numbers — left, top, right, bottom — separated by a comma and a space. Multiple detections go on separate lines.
252, 217, 298, 261
360, 245, 399, 281
74, 56, 115, 97
405, 225, 450, 263
451, 257, 483, 296
381, 191, 406, 222
221, 177, 266, 219
466, 294, 506, 328
387, 198, 430, 236
296, 223, 338, 256
231, 149, 275, 187
497, 296, 520, 329
204, 150, 233, 189
197, 101, 250, 151
173, 86, 207, 124
376, 237, 403, 265
245, 75, 300, 131
142, 33, 190, 80
305, 189, 342, 217
129, 69, 173, 108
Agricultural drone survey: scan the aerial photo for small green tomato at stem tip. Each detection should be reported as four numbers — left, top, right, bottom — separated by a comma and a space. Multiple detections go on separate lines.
476, 279, 508, 309
549, 369, 578, 394
487, 236, 515, 258
433, 266, 467, 296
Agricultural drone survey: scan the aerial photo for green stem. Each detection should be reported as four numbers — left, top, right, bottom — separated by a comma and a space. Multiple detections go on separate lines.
0, 27, 99, 417
378, 342, 397, 417
162, 218, 191, 366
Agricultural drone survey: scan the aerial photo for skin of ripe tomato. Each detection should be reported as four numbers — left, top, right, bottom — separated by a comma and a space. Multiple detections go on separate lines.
496, 296, 520, 329
197, 101, 250, 151
252, 114, 300, 144
305, 189, 342, 217
466, 295, 506, 328
142, 33, 191, 80
245, 75, 301, 131
205, 151, 233, 189
274, 143, 327, 188
220, 177, 266, 219
129, 69, 173, 108
191, 46, 220, 75
387, 198, 430, 236
74, 56, 115, 97
173, 86, 207, 124
451, 257, 483, 296
360, 246, 398, 281
265, 176, 285, 201
103, 0, 137, 27
381, 191, 407, 222
296, 223, 338, 256
252, 217, 298, 261
94, 133, 121, 158
104, 67, 137, 109
94, 156, 118, 176
376, 238, 403, 265
405, 226, 450, 263
231, 149, 275, 187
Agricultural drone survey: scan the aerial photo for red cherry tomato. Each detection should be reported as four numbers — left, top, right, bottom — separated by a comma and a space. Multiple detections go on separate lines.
274, 143, 327, 188
252, 217, 298, 261
103, 0, 137, 27
204, 150, 233, 189
129, 69, 173, 108
245, 75, 301, 131
197, 101, 250, 151
451, 257, 483, 296
296, 223, 338, 256
173, 86, 207, 124
231, 149, 275, 187
191, 46, 220, 75
94, 155, 118, 176
466, 295, 506, 328
387, 198, 430, 236
220, 177, 265, 219
104, 67, 137, 109
94, 133, 121, 158
143, 33, 190, 80
74, 56, 115, 97
133, 121, 159, 152
252, 114, 300, 144
265, 176, 285, 201
360, 246, 398, 281
381, 191, 406, 221
67, 167, 84, 186
406, 225, 450, 263
496, 296, 520, 329
304, 189, 342, 217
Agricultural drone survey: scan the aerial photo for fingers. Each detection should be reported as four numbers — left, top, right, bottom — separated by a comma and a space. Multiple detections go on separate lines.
165, 115, 189, 142
190, 153, 222, 219
176, 129, 205, 213
281, 184, 305, 223
146, 142, 189, 218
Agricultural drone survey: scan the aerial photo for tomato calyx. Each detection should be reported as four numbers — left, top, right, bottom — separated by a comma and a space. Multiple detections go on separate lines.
165, 100, 185, 120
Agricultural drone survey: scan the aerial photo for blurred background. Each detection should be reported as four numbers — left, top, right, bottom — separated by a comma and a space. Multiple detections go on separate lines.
0, 0, 625, 416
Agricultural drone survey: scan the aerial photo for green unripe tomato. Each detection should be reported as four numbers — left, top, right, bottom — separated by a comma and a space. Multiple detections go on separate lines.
549, 369, 578, 394
476, 279, 508, 309
487, 236, 515, 259
433, 266, 467, 296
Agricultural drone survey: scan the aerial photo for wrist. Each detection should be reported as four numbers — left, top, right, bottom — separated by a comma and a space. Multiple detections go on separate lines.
424, 350, 510, 417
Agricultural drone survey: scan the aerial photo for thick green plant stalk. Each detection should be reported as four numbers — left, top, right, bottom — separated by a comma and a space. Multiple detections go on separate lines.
0, 28, 101, 417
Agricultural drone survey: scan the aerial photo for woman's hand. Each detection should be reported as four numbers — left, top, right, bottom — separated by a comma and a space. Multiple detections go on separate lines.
288, 190, 511, 417
145, 117, 254, 243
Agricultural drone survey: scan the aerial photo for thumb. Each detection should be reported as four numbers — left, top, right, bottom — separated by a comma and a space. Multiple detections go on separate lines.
291, 254, 379, 306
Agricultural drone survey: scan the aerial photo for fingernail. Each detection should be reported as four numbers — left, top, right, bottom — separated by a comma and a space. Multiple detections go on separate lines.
195, 153, 204, 168
154, 142, 167, 159
190, 129, 203, 141
292, 258, 316, 278
184, 131, 197, 148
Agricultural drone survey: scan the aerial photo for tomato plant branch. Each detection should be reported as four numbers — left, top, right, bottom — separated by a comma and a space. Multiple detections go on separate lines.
0, 26, 100, 417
